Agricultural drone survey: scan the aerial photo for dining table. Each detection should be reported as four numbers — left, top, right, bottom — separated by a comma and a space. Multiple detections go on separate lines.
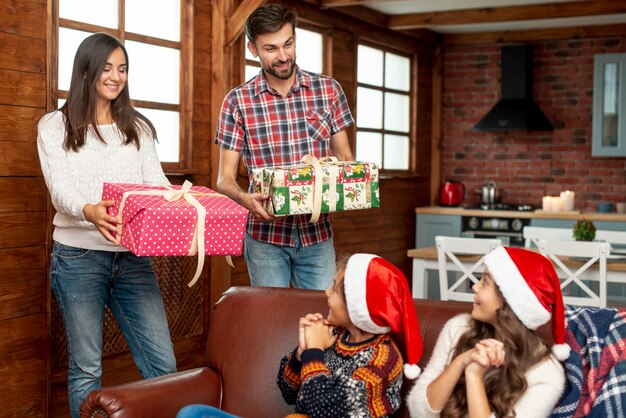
407, 246, 626, 302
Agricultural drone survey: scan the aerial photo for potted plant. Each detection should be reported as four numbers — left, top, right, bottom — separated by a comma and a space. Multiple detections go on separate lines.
573, 218, 596, 241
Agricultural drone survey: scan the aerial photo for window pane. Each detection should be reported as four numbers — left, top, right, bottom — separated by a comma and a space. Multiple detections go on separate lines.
384, 92, 410, 133
602, 62, 619, 147
137, 108, 180, 163
126, 0, 180, 42
245, 65, 260, 82
385, 52, 410, 92
356, 131, 382, 166
356, 87, 383, 129
384, 135, 409, 170
58, 28, 93, 92
126, 41, 179, 104
357, 45, 383, 86
296, 28, 323, 74
59, 0, 117, 28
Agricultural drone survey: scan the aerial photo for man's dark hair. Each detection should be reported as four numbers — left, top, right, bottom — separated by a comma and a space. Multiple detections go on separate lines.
244, 3, 296, 43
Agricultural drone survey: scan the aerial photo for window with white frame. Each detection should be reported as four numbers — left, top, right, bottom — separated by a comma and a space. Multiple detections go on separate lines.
244, 26, 324, 81
56, 0, 189, 168
356, 44, 411, 170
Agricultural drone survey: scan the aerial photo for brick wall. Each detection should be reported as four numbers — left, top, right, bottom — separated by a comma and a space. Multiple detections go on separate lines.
441, 37, 626, 211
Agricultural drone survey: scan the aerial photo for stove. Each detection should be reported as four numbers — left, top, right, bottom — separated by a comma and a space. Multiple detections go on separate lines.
461, 203, 534, 247
470, 203, 534, 212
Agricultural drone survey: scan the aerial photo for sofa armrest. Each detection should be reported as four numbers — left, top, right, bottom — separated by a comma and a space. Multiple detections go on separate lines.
80, 367, 221, 418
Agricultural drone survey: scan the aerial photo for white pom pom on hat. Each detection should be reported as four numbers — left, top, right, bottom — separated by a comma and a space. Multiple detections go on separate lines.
343, 254, 424, 379
484, 246, 570, 361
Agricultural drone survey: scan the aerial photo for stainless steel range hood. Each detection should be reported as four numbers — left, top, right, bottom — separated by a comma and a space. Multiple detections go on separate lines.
473, 44, 553, 132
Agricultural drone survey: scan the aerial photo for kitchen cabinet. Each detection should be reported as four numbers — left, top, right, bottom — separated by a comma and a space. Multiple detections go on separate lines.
415, 214, 461, 248
592, 53, 626, 156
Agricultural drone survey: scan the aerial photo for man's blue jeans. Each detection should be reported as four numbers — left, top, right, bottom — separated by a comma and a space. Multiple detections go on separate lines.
50, 242, 177, 418
244, 230, 335, 290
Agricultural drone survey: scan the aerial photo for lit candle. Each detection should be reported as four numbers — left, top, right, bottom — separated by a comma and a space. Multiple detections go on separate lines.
552, 196, 563, 212
542, 196, 552, 211
560, 190, 575, 211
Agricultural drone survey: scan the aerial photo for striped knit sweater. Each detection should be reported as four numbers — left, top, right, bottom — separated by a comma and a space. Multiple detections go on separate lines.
277, 330, 403, 418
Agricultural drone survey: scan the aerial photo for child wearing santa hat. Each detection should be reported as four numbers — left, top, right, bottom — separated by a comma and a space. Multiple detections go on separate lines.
407, 247, 567, 418
277, 253, 423, 418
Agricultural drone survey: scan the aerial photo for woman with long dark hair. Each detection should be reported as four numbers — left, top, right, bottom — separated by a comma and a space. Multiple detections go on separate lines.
37, 33, 176, 418
407, 247, 567, 418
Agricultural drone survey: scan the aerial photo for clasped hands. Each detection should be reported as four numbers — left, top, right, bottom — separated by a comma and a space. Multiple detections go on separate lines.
296, 313, 337, 361
462, 338, 506, 379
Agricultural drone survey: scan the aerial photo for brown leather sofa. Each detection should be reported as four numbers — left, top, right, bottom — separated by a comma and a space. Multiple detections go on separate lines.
81, 286, 476, 418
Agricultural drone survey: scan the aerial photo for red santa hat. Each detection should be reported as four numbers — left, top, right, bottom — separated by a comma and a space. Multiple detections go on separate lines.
484, 246, 570, 361
343, 254, 424, 379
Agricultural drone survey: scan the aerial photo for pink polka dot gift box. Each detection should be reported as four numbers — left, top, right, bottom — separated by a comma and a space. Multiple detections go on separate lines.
102, 181, 248, 259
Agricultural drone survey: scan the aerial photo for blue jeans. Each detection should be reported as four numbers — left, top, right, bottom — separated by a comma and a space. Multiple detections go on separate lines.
177, 405, 239, 418
244, 230, 335, 290
50, 242, 177, 418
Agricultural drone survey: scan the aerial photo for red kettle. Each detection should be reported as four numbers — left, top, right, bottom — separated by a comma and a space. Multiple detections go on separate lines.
439, 180, 465, 207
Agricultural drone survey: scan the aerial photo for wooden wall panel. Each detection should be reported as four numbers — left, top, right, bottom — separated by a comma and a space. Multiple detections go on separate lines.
0, 177, 47, 213
0, 0, 47, 40
0, 105, 43, 143
0, 31, 46, 73
0, 142, 42, 176
0, 212, 46, 248
331, 29, 356, 140
0, 1, 49, 415
0, 348, 47, 417
0, 280, 46, 320
0, 314, 47, 356
0, 247, 47, 284
0, 69, 46, 107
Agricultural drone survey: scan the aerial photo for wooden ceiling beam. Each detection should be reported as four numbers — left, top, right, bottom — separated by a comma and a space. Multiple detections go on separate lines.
388, 1, 626, 30
226, 0, 266, 46
320, 0, 396, 7
333, 5, 388, 28
443, 22, 626, 44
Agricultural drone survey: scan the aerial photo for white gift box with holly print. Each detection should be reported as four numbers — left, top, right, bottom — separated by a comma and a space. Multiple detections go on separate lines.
252, 160, 380, 217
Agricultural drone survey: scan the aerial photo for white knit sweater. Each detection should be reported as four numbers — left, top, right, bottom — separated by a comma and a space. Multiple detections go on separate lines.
37, 111, 169, 251
407, 314, 565, 418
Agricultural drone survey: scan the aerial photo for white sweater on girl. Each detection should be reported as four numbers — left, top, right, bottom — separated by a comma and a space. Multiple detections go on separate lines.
407, 314, 565, 418
37, 111, 169, 251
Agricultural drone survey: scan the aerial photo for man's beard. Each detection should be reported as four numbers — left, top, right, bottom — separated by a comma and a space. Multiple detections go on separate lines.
264, 59, 296, 80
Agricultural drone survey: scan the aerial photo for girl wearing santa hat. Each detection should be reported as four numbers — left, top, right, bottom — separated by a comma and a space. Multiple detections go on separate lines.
277, 253, 424, 417
407, 247, 567, 418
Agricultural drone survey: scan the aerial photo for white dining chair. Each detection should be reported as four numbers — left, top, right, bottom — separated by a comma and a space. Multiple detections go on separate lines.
538, 239, 611, 308
523, 226, 573, 248
435, 236, 502, 302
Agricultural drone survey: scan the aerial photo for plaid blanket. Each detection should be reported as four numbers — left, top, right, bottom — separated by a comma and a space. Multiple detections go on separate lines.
550, 305, 626, 418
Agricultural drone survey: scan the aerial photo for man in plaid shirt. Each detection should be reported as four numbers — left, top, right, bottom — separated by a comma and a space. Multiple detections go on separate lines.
215, 4, 354, 290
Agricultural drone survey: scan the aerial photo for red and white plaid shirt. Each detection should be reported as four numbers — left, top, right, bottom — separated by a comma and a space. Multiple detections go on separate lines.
215, 66, 354, 247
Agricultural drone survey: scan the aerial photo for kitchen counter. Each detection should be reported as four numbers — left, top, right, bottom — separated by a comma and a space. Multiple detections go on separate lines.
415, 206, 626, 222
